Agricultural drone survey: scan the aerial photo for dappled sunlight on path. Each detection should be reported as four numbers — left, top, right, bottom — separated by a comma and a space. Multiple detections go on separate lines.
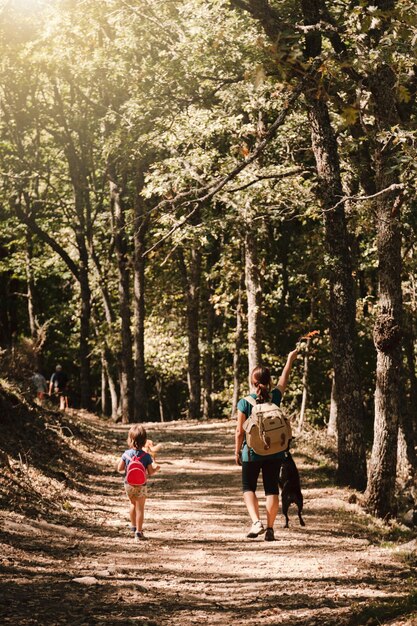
1, 414, 416, 625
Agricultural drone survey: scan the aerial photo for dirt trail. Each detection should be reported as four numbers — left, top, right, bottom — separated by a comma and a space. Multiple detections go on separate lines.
1, 414, 416, 626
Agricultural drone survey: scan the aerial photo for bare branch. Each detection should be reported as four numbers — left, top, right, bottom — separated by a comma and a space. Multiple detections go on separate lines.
144, 203, 201, 257
330, 183, 404, 212
226, 168, 309, 192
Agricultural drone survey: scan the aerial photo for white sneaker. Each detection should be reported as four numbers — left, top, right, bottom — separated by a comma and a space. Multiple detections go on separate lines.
247, 520, 265, 538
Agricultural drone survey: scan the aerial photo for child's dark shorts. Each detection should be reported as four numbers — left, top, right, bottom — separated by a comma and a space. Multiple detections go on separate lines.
242, 458, 282, 495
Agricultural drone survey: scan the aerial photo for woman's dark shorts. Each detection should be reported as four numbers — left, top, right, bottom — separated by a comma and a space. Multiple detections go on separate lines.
242, 458, 282, 496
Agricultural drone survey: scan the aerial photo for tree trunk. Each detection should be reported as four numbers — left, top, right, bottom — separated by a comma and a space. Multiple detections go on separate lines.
222, 0, 365, 483
397, 321, 416, 486
202, 284, 215, 421
133, 175, 149, 422
327, 375, 338, 438
245, 227, 262, 383
101, 352, 107, 416
365, 65, 405, 517
177, 246, 201, 420
89, 245, 120, 417
90, 246, 116, 328
25, 229, 37, 341
155, 375, 165, 423
106, 357, 119, 421
202, 242, 220, 420
110, 175, 134, 423
404, 314, 417, 436
397, 402, 415, 487
53, 86, 93, 409
231, 274, 245, 418
75, 229, 92, 410
297, 338, 310, 433
305, 89, 367, 490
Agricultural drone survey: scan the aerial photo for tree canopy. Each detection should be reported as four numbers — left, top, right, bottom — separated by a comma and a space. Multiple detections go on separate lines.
0, 0, 416, 517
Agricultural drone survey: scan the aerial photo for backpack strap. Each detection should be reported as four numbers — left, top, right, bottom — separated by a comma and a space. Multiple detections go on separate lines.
127, 451, 146, 467
245, 395, 256, 407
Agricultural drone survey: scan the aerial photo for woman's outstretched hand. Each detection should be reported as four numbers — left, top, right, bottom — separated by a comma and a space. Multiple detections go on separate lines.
288, 348, 299, 362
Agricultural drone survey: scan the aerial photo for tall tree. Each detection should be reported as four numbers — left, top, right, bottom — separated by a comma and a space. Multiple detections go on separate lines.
364, 64, 404, 516
230, 0, 367, 488
133, 171, 150, 422
244, 221, 262, 379
177, 238, 202, 420
108, 165, 134, 423
231, 271, 245, 418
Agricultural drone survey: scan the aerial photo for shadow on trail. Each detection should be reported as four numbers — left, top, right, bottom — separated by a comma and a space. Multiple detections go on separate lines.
4, 563, 412, 626
0, 578, 160, 625
2, 413, 416, 626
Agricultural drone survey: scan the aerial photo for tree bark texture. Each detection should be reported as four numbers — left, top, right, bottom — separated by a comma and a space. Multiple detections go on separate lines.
305, 90, 367, 489
327, 375, 338, 438
155, 376, 165, 423
75, 228, 92, 410
365, 65, 405, 517
397, 405, 415, 486
202, 242, 220, 420
104, 354, 119, 421
245, 228, 262, 383
404, 315, 417, 437
202, 284, 215, 421
177, 246, 201, 420
101, 355, 107, 417
133, 178, 149, 422
110, 175, 134, 423
397, 343, 416, 485
231, 274, 245, 418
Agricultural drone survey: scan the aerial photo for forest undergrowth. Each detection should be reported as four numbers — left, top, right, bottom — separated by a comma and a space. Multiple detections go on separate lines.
0, 381, 416, 626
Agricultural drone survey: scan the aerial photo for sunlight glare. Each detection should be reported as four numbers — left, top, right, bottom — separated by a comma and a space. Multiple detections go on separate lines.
7, 0, 53, 12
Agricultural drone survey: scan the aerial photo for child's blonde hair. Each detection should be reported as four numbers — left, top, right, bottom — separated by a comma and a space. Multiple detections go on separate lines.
127, 424, 147, 449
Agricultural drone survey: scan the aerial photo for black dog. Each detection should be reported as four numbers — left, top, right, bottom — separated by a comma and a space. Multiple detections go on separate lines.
279, 451, 305, 528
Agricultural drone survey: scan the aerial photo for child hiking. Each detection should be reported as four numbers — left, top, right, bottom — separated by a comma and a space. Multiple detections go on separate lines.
235, 349, 298, 541
117, 424, 160, 542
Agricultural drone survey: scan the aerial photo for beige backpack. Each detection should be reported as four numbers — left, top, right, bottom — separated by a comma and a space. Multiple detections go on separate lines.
243, 395, 292, 455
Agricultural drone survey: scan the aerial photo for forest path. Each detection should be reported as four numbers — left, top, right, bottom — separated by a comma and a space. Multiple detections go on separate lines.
1, 413, 416, 626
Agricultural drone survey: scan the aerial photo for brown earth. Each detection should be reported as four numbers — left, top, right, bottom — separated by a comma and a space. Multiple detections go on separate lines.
0, 403, 416, 626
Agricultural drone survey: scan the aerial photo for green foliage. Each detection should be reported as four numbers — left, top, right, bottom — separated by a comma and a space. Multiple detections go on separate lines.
0, 0, 415, 425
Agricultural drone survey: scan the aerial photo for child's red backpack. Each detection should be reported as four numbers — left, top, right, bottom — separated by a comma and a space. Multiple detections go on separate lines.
126, 452, 147, 486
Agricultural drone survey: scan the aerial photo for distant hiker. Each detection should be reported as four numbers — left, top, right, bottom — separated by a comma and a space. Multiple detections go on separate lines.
49, 364, 68, 411
235, 349, 298, 541
117, 424, 160, 542
31, 371, 47, 405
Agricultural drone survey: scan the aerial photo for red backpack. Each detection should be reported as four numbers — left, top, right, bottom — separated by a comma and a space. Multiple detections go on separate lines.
126, 451, 147, 486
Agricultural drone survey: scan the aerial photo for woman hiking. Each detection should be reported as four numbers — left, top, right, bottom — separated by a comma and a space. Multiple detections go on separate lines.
235, 349, 298, 541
